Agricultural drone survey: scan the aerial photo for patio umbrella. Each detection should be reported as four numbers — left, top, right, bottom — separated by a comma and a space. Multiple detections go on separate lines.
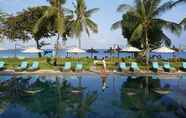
152, 46, 175, 60
121, 46, 142, 57
66, 47, 85, 60
66, 47, 86, 53
22, 47, 43, 53
121, 46, 142, 52
152, 46, 175, 53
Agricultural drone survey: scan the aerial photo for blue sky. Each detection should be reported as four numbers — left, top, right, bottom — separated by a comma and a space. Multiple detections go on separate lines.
0, 0, 186, 49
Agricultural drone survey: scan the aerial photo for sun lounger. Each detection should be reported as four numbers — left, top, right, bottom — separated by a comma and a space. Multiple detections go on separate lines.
130, 62, 140, 71
118, 62, 128, 71
75, 63, 83, 72
0, 61, 5, 70
163, 62, 175, 72
181, 75, 186, 80
181, 62, 186, 71
63, 62, 71, 71
15, 61, 28, 71
28, 61, 39, 71
152, 62, 159, 72
152, 75, 158, 80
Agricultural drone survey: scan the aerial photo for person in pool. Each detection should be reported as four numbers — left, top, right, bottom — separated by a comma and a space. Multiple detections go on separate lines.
100, 58, 108, 91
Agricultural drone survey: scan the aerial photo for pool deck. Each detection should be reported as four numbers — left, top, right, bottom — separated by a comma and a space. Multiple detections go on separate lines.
0, 69, 185, 79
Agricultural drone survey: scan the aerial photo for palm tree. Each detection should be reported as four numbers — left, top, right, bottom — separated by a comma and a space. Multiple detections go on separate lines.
111, 0, 184, 66
34, 0, 66, 66
0, 10, 7, 39
71, 0, 99, 48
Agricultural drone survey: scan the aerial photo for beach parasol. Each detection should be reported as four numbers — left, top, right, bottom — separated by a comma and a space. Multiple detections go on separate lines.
66, 47, 86, 53
22, 47, 43, 53
121, 46, 142, 52
152, 46, 176, 60
121, 46, 142, 58
66, 47, 85, 60
152, 46, 175, 53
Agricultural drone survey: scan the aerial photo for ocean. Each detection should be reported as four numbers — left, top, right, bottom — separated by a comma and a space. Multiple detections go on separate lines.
0, 49, 186, 59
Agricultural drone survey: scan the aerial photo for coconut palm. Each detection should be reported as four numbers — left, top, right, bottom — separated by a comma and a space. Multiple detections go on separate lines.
0, 10, 8, 39
34, 0, 67, 66
111, 0, 184, 65
71, 0, 99, 48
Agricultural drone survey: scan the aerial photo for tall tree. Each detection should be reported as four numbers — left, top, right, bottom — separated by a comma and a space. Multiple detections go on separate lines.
111, 0, 184, 66
34, 0, 67, 65
71, 0, 99, 48
19, 6, 52, 57
0, 10, 8, 39
3, 16, 29, 42
2, 6, 52, 57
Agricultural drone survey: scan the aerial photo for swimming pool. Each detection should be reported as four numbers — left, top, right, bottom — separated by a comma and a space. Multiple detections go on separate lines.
0, 74, 186, 118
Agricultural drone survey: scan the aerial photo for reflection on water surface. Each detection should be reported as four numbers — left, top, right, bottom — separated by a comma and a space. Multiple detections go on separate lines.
0, 74, 186, 118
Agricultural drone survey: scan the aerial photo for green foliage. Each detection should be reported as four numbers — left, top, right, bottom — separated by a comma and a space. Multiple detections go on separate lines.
3, 16, 30, 41
2, 6, 53, 47
70, 0, 99, 48
34, 0, 66, 37
112, 0, 183, 49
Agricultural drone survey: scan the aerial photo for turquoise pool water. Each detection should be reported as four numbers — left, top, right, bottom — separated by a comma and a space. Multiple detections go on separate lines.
0, 74, 186, 118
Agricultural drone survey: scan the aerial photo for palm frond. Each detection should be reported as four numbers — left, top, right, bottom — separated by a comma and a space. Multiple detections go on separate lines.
130, 24, 143, 41
139, 0, 146, 17
111, 20, 122, 30
63, 7, 73, 15
153, 18, 181, 36
117, 4, 134, 13
153, 1, 175, 17
86, 8, 99, 17
171, 0, 186, 7
33, 15, 46, 34
147, 0, 161, 17
180, 17, 186, 30
160, 31, 171, 46
86, 18, 98, 33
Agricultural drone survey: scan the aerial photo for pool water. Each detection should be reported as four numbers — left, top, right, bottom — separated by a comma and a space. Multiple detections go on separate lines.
0, 74, 186, 118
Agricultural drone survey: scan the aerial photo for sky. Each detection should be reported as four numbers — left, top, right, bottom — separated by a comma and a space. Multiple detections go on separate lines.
0, 0, 186, 49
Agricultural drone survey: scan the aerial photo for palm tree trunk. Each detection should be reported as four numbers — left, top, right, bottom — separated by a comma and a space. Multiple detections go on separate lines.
54, 33, 60, 66
145, 30, 150, 96
78, 37, 81, 48
35, 39, 42, 58
145, 30, 150, 71
14, 43, 16, 58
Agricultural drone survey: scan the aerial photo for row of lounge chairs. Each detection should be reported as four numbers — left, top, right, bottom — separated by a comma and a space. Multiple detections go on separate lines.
0, 60, 186, 73
0, 61, 39, 71
0, 61, 83, 72
118, 62, 186, 72
118, 62, 140, 72
152, 62, 186, 72
63, 62, 83, 72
